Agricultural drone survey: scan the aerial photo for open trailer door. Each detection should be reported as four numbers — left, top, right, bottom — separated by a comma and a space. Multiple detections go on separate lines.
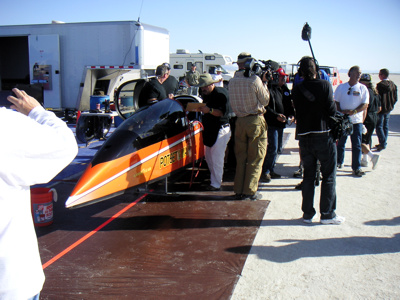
28, 34, 61, 109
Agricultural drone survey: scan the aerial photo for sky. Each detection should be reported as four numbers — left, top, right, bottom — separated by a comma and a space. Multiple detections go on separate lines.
1, 0, 400, 73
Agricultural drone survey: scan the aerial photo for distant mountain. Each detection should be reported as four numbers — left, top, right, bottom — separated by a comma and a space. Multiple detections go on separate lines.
339, 69, 400, 74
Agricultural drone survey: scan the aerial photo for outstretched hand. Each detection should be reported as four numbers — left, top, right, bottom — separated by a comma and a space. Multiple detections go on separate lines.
7, 88, 40, 116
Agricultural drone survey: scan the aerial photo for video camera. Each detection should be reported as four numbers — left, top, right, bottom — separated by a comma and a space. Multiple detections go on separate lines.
243, 59, 281, 84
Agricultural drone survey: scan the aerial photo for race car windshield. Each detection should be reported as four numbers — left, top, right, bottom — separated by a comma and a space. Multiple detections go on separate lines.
91, 99, 187, 166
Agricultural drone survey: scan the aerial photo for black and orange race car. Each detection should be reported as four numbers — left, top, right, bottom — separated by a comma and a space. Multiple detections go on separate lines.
66, 79, 205, 208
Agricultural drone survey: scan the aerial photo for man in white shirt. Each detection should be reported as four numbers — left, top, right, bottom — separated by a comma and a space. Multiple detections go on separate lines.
334, 66, 369, 177
0, 88, 78, 300
212, 67, 224, 88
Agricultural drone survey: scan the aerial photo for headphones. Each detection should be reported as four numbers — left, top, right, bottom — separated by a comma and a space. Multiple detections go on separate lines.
297, 56, 320, 78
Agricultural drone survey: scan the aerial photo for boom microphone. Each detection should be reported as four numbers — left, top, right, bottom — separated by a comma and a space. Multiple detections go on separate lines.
302, 22, 311, 41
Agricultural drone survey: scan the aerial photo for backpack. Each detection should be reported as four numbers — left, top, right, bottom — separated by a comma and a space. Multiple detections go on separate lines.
328, 111, 353, 141
297, 82, 353, 141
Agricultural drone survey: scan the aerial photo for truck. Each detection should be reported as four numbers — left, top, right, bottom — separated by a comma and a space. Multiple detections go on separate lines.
169, 49, 235, 87
318, 65, 342, 86
287, 64, 342, 86
0, 21, 169, 111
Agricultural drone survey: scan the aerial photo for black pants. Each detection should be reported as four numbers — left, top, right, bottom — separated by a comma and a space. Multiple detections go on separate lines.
299, 133, 337, 220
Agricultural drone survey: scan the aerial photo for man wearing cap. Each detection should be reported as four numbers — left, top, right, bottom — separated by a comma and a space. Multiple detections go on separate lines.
161, 62, 179, 98
185, 64, 200, 95
212, 67, 224, 88
261, 68, 295, 182
138, 64, 170, 107
228, 52, 270, 201
335, 66, 369, 177
196, 73, 231, 191
375, 68, 398, 151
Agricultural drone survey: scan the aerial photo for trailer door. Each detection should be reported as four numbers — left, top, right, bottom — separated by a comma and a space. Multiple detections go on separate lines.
28, 35, 61, 108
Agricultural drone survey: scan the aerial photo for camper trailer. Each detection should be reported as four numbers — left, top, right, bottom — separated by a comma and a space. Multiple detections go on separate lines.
169, 50, 234, 86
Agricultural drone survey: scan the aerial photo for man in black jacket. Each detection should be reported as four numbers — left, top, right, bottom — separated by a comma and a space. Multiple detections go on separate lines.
375, 68, 398, 151
261, 68, 294, 182
292, 57, 344, 225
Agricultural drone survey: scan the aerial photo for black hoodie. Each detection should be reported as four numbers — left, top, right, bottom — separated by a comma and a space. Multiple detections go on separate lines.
376, 80, 398, 114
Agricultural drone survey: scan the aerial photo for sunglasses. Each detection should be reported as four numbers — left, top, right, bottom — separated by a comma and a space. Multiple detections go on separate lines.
347, 87, 352, 95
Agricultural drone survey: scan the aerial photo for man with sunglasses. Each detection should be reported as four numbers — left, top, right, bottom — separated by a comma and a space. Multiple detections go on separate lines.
334, 66, 369, 177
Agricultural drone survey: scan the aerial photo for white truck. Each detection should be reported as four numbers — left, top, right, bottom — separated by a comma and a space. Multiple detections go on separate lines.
169, 49, 235, 86
0, 21, 169, 111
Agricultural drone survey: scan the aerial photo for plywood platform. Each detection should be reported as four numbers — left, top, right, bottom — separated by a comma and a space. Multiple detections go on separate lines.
36, 167, 269, 299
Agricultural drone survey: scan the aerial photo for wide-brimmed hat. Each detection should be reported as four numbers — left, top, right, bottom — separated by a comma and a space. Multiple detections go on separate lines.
195, 73, 219, 87
235, 52, 252, 64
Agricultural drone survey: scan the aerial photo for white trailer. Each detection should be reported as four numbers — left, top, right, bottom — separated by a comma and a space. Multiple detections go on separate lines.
169, 50, 234, 85
0, 21, 169, 110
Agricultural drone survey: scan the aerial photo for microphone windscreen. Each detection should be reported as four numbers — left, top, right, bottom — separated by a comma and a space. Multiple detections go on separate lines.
302, 23, 311, 41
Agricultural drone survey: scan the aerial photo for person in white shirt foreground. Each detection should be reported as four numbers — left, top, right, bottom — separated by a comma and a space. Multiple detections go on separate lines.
0, 88, 78, 300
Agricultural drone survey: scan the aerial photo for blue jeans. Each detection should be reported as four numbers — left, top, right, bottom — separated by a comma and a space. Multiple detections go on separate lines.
337, 123, 363, 171
299, 133, 337, 220
277, 127, 284, 153
376, 113, 390, 148
263, 126, 281, 174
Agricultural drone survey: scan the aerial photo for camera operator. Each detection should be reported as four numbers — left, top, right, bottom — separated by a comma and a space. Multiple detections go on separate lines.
261, 68, 295, 183
228, 52, 270, 201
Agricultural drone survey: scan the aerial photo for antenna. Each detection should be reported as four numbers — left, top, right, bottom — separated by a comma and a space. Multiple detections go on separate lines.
137, 0, 144, 22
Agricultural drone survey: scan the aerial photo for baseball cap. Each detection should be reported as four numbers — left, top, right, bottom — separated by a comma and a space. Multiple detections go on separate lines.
360, 73, 371, 82
277, 68, 288, 77
162, 62, 171, 70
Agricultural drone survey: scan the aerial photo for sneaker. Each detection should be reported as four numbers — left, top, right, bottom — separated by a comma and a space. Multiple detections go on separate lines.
270, 172, 281, 179
293, 168, 303, 178
321, 215, 345, 225
242, 192, 262, 201
337, 164, 343, 169
261, 173, 271, 183
303, 218, 313, 224
206, 185, 220, 191
354, 169, 365, 177
360, 160, 368, 167
371, 154, 379, 170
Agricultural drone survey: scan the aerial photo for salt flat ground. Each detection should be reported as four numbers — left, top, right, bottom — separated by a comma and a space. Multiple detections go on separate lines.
231, 73, 400, 299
